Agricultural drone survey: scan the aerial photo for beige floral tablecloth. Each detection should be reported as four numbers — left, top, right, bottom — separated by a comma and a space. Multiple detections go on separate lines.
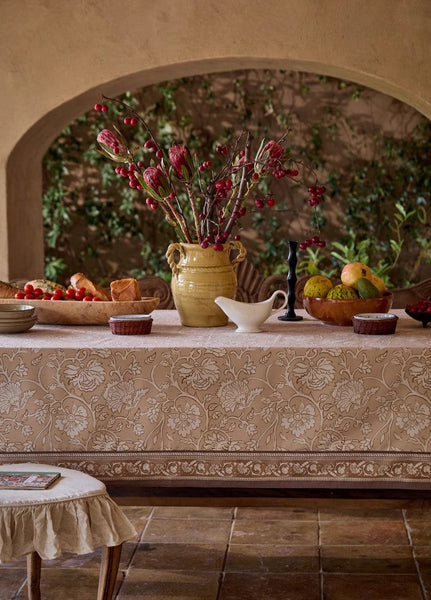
0, 310, 430, 488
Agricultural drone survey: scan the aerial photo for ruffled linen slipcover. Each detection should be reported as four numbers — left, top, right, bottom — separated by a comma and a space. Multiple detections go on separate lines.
0, 463, 136, 563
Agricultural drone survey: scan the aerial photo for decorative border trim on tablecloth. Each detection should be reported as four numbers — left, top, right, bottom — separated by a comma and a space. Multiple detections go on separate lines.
1, 451, 431, 489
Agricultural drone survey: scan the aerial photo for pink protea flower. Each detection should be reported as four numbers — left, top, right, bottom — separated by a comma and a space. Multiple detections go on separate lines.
262, 140, 284, 160
168, 144, 194, 181
143, 166, 171, 198
97, 129, 127, 159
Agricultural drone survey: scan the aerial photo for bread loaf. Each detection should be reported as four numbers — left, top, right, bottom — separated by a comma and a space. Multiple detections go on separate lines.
0, 281, 21, 299
110, 278, 141, 302
70, 273, 111, 301
25, 279, 67, 294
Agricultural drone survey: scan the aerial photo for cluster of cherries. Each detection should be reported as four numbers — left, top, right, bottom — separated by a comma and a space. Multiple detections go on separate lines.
14, 284, 102, 302
308, 185, 326, 207
406, 299, 431, 314
299, 235, 326, 251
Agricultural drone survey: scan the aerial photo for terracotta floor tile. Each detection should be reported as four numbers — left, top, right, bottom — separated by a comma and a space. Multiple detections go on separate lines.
412, 546, 431, 586
319, 507, 403, 521
322, 545, 416, 573
15, 568, 119, 600
323, 573, 424, 600
143, 517, 232, 544
0, 568, 26, 600
404, 505, 431, 520
236, 507, 318, 521
320, 519, 409, 546
116, 568, 219, 600
130, 542, 226, 571
225, 544, 319, 572
231, 519, 318, 546
152, 506, 233, 520
219, 572, 320, 600
406, 520, 431, 545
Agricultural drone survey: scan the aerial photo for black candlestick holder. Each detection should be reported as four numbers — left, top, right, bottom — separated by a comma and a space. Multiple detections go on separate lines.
278, 240, 303, 321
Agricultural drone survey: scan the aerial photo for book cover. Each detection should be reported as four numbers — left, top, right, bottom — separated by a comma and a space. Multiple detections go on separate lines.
0, 471, 61, 490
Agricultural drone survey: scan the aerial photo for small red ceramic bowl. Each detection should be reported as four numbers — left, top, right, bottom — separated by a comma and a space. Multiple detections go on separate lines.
303, 293, 393, 326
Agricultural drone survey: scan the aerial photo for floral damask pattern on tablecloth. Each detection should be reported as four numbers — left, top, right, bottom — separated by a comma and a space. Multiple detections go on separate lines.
1, 346, 430, 454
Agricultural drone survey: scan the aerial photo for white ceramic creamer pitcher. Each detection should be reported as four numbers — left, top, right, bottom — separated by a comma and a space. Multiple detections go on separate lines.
214, 290, 288, 333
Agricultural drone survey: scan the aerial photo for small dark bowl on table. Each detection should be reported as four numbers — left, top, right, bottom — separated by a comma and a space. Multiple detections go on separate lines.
303, 293, 393, 326
405, 308, 431, 328
352, 312, 398, 335
109, 314, 153, 335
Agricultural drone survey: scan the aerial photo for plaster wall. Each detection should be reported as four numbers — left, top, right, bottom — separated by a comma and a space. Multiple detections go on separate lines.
1, 0, 430, 280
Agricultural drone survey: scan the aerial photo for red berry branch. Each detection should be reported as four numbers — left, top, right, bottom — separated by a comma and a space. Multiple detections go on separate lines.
94, 97, 326, 250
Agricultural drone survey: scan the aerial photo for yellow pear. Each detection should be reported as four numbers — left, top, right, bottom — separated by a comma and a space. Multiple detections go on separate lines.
341, 262, 371, 290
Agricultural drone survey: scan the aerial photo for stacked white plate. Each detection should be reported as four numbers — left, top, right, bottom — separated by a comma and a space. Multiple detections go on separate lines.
0, 304, 37, 333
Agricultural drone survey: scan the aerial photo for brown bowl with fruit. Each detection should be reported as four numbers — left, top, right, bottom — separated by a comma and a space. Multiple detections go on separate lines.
303, 293, 393, 326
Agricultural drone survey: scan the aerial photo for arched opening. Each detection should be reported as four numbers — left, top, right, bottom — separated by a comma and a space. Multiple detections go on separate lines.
2, 1, 430, 281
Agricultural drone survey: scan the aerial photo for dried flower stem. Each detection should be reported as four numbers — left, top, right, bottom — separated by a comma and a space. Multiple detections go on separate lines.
185, 183, 202, 244
223, 132, 252, 236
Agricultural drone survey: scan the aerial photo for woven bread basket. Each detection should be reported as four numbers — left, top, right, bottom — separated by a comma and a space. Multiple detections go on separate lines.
352, 313, 398, 335
109, 314, 153, 335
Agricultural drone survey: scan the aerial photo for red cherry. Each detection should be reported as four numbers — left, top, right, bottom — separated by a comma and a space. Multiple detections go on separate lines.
14, 291, 25, 299
94, 103, 102, 111
24, 283, 34, 294
101, 104, 108, 112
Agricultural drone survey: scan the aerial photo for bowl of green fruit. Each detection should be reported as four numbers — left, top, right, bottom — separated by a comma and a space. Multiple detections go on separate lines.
302, 263, 393, 326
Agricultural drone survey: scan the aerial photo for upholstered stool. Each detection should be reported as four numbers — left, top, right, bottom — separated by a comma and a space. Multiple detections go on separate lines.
0, 463, 136, 600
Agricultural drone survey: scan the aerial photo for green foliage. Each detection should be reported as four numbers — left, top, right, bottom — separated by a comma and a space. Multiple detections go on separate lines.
42, 70, 431, 287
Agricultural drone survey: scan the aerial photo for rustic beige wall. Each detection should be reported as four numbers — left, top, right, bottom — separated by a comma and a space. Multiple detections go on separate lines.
1, 0, 430, 280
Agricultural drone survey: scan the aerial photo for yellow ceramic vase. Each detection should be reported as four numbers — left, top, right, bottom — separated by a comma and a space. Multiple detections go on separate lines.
166, 241, 246, 327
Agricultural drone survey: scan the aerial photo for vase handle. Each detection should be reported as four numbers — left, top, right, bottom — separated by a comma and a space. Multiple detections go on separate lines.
228, 240, 246, 268
166, 243, 183, 276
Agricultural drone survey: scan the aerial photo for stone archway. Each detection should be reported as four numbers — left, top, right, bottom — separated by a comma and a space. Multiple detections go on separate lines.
1, 0, 430, 280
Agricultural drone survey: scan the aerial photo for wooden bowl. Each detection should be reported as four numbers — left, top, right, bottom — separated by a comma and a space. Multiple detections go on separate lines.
303, 293, 393, 326
0, 297, 160, 325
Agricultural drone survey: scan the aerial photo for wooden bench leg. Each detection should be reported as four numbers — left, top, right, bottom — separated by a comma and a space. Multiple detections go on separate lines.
97, 544, 122, 600
27, 551, 41, 600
